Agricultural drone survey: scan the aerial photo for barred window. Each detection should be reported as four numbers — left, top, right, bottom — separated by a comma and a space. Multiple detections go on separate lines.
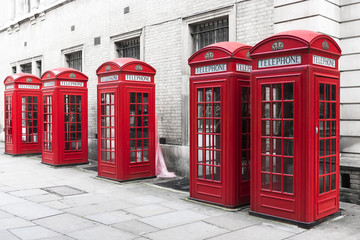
20, 63, 32, 74
115, 38, 140, 59
66, 51, 82, 72
191, 18, 229, 52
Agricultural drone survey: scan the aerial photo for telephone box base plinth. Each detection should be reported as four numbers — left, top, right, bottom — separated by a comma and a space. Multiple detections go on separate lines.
249, 210, 341, 229
188, 197, 249, 210
41, 162, 89, 167
97, 175, 156, 183
4, 152, 41, 156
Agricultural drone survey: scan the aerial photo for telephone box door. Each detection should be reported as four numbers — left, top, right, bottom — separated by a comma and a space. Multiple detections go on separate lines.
239, 83, 251, 197
98, 89, 117, 178
192, 83, 223, 199
254, 76, 299, 219
126, 87, 155, 179
315, 76, 340, 220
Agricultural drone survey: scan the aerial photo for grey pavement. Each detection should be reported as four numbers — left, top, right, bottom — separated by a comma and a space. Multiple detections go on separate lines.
0, 144, 360, 240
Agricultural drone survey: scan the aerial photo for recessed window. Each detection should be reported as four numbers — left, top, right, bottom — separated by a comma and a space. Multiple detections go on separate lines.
94, 37, 101, 46
20, 63, 32, 74
341, 173, 350, 188
191, 17, 229, 52
115, 38, 140, 59
36, 60, 42, 77
26, 0, 31, 13
12, 66, 17, 74
65, 51, 82, 71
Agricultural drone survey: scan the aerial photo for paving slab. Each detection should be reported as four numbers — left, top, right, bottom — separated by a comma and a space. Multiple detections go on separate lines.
33, 213, 98, 234
0, 192, 26, 205
85, 210, 138, 225
123, 195, 168, 206
9, 226, 62, 240
144, 221, 229, 240
0, 229, 20, 240
42, 201, 72, 210
158, 199, 194, 210
190, 204, 232, 217
0, 209, 14, 219
9, 189, 49, 197
124, 204, 175, 217
0, 201, 62, 220
288, 211, 360, 239
203, 212, 264, 230
64, 199, 134, 216
207, 222, 298, 240
42, 186, 87, 197
112, 219, 159, 235
0, 186, 19, 192
36, 237, 75, 240
139, 210, 209, 229
67, 225, 137, 240
59, 194, 121, 207
0, 217, 34, 229
24, 193, 63, 203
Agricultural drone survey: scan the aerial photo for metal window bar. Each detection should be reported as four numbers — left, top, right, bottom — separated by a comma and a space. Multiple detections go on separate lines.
66, 51, 82, 72
116, 38, 140, 59
192, 18, 229, 51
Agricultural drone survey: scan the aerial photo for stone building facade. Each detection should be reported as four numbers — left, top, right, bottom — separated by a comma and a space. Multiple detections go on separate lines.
0, 0, 359, 202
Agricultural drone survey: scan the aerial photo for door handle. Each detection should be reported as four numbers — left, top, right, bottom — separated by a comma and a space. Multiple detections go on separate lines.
316, 126, 318, 134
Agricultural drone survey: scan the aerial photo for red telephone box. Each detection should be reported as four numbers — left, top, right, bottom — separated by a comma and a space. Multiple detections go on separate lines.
188, 42, 252, 207
96, 58, 156, 181
250, 30, 341, 226
41, 68, 88, 166
3, 73, 42, 155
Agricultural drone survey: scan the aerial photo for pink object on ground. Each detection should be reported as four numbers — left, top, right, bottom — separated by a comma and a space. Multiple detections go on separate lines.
155, 114, 176, 178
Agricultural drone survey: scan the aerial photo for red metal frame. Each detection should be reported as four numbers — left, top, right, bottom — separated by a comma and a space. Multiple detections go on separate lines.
250, 30, 341, 225
3, 73, 42, 155
96, 58, 156, 181
41, 68, 88, 166
188, 42, 252, 207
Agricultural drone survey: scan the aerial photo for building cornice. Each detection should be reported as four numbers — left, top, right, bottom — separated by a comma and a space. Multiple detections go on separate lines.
0, 0, 74, 34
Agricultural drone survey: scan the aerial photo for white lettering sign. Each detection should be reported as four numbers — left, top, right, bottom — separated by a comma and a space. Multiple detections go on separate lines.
125, 75, 151, 82
258, 55, 301, 68
195, 64, 227, 74
312, 55, 336, 68
18, 84, 40, 89
5, 85, 14, 90
60, 81, 84, 87
44, 81, 55, 87
100, 75, 118, 82
236, 63, 252, 72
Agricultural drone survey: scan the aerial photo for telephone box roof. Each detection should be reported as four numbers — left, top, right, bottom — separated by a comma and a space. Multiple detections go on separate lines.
96, 58, 156, 74
4, 73, 41, 85
41, 67, 88, 81
250, 30, 341, 56
188, 41, 252, 63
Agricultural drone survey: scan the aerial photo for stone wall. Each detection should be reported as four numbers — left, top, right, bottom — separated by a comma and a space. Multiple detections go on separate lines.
340, 166, 360, 205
